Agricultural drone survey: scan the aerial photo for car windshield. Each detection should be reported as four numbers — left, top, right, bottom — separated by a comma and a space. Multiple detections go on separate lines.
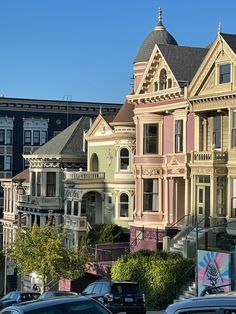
0, 291, 20, 301
25, 300, 110, 314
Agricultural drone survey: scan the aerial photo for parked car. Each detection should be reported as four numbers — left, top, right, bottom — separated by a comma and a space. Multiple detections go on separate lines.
165, 295, 236, 314
0, 291, 40, 309
0, 295, 113, 314
81, 279, 146, 314
38, 291, 78, 299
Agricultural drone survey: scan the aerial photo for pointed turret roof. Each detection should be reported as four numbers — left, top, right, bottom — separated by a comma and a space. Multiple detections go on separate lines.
135, 8, 178, 63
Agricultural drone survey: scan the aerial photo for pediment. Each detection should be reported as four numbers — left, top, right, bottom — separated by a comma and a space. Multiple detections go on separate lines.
135, 45, 179, 96
85, 115, 113, 140
189, 34, 236, 98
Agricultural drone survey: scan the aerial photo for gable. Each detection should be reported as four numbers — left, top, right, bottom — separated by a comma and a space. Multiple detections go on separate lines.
85, 115, 113, 141
94, 120, 113, 137
189, 34, 236, 97
135, 45, 179, 96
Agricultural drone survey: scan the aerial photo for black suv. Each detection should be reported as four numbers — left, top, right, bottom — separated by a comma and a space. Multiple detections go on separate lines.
0, 291, 40, 309
81, 279, 146, 314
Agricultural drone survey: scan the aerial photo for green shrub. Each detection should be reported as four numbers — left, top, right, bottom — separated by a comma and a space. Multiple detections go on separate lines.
79, 224, 128, 247
111, 250, 194, 311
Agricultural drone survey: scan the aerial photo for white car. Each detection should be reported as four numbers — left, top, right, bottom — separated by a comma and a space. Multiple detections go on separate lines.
165, 295, 236, 314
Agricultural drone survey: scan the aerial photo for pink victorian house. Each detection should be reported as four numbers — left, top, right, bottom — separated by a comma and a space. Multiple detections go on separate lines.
127, 9, 208, 251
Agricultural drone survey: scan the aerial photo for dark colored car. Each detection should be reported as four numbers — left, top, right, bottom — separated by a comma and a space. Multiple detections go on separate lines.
0, 295, 113, 314
81, 279, 146, 314
38, 291, 78, 299
0, 291, 40, 309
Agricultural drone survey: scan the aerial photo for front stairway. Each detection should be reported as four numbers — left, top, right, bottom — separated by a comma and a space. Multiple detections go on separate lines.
169, 226, 207, 257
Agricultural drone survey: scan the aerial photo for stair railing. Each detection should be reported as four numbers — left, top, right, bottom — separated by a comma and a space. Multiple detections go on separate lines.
128, 226, 145, 253
166, 214, 191, 235
185, 216, 210, 241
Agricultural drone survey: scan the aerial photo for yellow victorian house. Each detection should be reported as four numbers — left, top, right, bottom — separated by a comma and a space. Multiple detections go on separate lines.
188, 28, 236, 234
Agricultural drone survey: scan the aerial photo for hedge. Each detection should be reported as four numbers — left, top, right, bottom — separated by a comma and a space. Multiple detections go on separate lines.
111, 250, 194, 310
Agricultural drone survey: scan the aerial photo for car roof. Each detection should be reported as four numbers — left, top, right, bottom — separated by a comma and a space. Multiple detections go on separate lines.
167, 295, 236, 313
93, 279, 138, 284
3, 295, 91, 311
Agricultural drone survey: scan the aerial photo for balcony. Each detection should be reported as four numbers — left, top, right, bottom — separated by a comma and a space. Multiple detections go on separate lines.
191, 150, 228, 164
64, 171, 105, 181
64, 215, 88, 232
17, 194, 62, 207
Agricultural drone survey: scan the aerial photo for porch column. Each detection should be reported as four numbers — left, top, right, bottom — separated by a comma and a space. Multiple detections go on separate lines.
190, 174, 195, 224
164, 176, 169, 224
184, 176, 190, 222
210, 175, 217, 219
227, 174, 231, 219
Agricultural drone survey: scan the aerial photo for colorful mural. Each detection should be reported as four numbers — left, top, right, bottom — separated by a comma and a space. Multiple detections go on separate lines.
198, 250, 231, 296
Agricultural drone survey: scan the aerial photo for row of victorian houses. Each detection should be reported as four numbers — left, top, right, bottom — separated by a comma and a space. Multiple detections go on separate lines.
2, 8, 236, 286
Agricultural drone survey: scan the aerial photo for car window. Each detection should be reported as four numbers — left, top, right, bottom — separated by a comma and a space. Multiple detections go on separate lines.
100, 283, 110, 295
92, 283, 103, 295
111, 283, 140, 295
25, 300, 110, 314
1, 292, 20, 301
83, 284, 94, 294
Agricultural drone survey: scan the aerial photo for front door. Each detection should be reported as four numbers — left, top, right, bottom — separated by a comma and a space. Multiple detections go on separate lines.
197, 186, 210, 227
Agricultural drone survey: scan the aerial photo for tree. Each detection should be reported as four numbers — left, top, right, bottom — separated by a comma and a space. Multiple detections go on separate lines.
7, 223, 89, 291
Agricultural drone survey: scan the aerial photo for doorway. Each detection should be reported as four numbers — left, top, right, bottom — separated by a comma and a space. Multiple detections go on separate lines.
197, 186, 210, 227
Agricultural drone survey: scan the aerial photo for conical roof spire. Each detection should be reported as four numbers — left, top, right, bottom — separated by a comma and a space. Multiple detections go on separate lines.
155, 7, 165, 30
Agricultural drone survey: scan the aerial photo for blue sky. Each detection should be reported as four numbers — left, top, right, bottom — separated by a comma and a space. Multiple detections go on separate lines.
0, 0, 235, 104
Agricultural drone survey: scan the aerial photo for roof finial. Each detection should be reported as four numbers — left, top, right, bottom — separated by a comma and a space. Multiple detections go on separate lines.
158, 7, 162, 24
155, 7, 165, 30
218, 21, 222, 34
99, 106, 102, 115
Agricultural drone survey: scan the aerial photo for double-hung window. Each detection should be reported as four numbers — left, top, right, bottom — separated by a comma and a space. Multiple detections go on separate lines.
213, 115, 221, 149
219, 64, 230, 84
175, 120, 183, 153
143, 124, 158, 154
143, 179, 159, 212
232, 111, 236, 147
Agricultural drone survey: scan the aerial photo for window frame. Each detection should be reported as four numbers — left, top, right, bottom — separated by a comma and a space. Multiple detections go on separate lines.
143, 179, 159, 212
219, 63, 231, 84
119, 147, 130, 171
143, 123, 159, 155
175, 119, 183, 153
119, 193, 129, 218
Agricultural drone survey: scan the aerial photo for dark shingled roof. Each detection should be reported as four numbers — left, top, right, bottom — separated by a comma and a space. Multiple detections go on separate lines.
33, 117, 86, 156
111, 101, 134, 124
135, 29, 178, 63
157, 44, 209, 84
221, 33, 236, 53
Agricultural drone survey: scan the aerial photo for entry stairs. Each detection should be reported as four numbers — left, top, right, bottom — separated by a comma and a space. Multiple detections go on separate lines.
169, 226, 207, 256
174, 282, 196, 303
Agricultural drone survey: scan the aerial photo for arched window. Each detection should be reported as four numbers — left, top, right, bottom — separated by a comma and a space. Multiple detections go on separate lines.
119, 148, 129, 170
90, 153, 99, 171
159, 69, 167, 90
119, 193, 129, 218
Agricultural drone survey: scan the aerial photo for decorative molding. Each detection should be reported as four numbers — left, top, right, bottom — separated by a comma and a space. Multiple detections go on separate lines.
106, 149, 113, 166
142, 168, 162, 177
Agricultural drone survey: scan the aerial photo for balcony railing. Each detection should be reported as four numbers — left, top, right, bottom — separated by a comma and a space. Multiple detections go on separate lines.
64, 171, 105, 181
64, 215, 87, 231
191, 150, 228, 163
17, 194, 62, 206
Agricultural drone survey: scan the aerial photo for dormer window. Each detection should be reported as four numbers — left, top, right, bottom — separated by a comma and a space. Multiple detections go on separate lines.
219, 64, 230, 84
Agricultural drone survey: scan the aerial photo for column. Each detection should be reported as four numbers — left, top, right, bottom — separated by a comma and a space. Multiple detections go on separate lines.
164, 177, 169, 224
210, 175, 217, 220
78, 199, 82, 217
184, 176, 189, 223
40, 215, 46, 227
190, 174, 195, 225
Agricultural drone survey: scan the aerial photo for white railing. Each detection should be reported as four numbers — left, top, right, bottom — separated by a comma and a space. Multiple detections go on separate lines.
192, 150, 227, 162
64, 171, 105, 181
